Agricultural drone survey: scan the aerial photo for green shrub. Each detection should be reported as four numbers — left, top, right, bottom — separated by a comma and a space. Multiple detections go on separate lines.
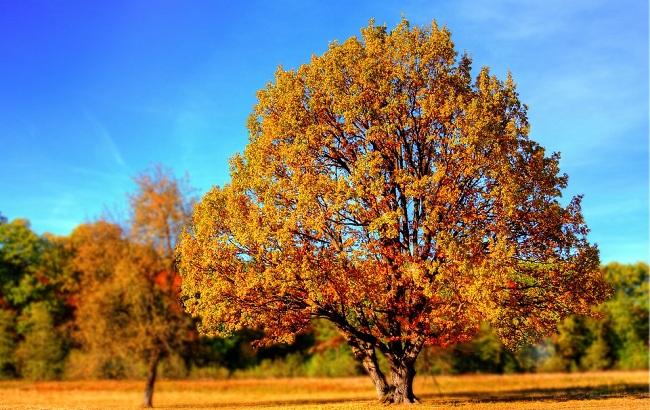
15, 303, 65, 379
305, 346, 359, 377
617, 339, 649, 370
0, 309, 16, 378
235, 353, 307, 378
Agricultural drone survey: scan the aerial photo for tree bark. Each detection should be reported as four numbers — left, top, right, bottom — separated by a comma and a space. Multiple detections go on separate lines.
335, 320, 424, 404
386, 358, 418, 404
349, 342, 390, 399
143, 351, 160, 408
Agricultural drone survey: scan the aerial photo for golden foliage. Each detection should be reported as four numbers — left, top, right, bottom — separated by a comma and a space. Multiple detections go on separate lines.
70, 167, 195, 379
178, 19, 608, 368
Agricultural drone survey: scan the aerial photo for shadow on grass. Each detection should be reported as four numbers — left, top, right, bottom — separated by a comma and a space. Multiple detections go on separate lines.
166, 383, 649, 408
418, 383, 650, 404
164, 397, 374, 408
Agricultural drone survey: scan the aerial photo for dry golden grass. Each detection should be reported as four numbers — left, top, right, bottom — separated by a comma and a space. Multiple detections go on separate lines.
0, 371, 647, 409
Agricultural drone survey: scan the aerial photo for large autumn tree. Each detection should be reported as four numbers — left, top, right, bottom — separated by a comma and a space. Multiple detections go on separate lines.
178, 20, 609, 403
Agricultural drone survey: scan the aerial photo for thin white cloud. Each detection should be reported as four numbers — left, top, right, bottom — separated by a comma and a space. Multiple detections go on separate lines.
84, 111, 127, 168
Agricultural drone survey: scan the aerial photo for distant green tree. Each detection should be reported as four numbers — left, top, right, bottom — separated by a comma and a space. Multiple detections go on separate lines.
0, 219, 73, 379
15, 302, 65, 379
580, 322, 612, 370
600, 262, 648, 369
541, 316, 592, 371
0, 219, 44, 308
0, 309, 16, 378
0, 220, 73, 312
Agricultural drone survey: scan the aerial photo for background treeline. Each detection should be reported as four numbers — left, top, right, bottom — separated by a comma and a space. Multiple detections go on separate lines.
0, 168, 647, 380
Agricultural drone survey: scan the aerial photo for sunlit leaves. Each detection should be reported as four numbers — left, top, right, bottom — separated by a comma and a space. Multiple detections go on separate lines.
178, 19, 608, 355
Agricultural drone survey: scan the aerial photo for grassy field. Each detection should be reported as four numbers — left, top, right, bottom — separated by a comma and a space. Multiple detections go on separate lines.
0, 371, 647, 409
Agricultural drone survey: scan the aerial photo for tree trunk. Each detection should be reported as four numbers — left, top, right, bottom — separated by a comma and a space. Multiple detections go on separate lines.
143, 351, 160, 408
386, 359, 418, 404
349, 342, 390, 399
337, 325, 423, 404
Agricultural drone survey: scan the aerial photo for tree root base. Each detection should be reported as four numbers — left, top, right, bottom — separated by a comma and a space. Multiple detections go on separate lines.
379, 390, 420, 405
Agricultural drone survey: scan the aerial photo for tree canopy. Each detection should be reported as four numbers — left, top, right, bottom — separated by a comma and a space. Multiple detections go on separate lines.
178, 20, 609, 403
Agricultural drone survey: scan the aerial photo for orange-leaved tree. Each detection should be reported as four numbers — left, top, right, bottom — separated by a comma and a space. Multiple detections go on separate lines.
70, 166, 195, 407
177, 20, 609, 403
128, 165, 196, 407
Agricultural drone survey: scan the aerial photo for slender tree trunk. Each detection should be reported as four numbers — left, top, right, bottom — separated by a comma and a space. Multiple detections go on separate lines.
349, 342, 390, 399
143, 351, 160, 408
387, 358, 418, 404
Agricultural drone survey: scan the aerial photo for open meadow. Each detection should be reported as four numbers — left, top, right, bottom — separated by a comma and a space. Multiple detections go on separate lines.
0, 371, 647, 409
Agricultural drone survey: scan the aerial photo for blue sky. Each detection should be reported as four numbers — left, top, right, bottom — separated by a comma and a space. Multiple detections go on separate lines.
0, 0, 647, 263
